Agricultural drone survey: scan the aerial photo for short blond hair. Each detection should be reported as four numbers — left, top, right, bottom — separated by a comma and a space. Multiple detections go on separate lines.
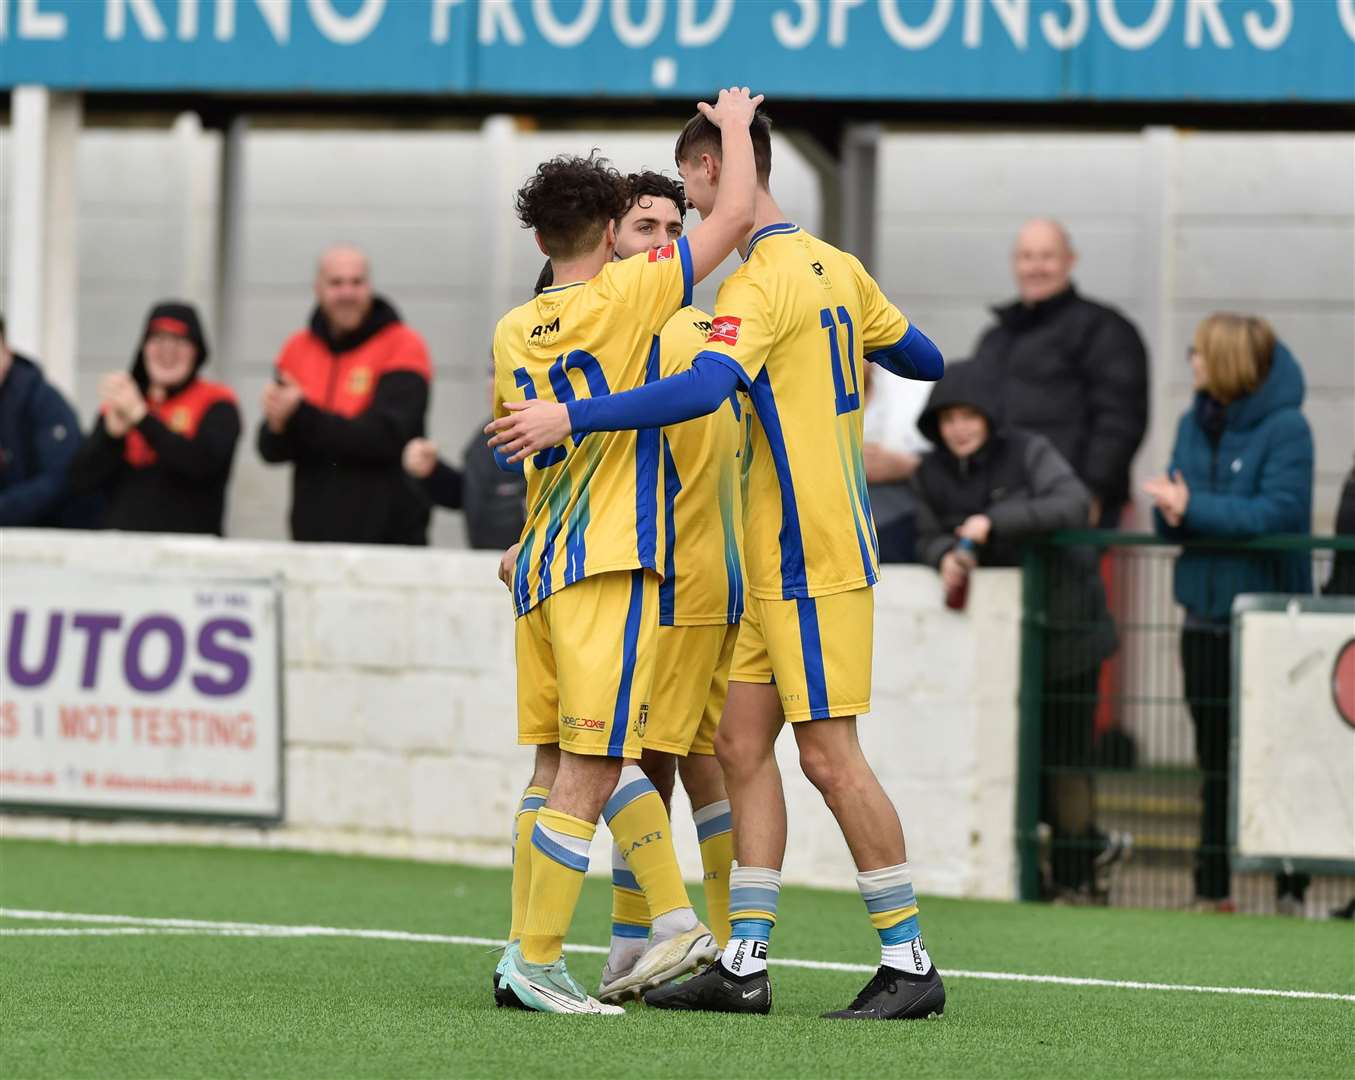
1192, 313, 1276, 404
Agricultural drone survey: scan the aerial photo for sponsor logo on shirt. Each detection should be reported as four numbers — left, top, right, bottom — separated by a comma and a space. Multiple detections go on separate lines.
530, 317, 561, 341
708, 316, 742, 346
649, 244, 675, 263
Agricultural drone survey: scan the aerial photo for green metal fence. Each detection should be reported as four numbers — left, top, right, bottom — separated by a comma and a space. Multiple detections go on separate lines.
1017, 531, 1355, 916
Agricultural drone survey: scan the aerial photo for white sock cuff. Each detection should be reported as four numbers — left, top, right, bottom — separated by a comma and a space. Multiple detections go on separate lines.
692, 799, 731, 826
730, 866, 782, 924
856, 862, 913, 892
617, 763, 647, 787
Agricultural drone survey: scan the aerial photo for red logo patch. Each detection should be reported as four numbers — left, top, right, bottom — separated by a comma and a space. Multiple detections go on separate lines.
648, 244, 675, 263
707, 316, 741, 346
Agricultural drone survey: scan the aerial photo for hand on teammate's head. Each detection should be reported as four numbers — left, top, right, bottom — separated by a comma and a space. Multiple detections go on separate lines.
699, 87, 765, 130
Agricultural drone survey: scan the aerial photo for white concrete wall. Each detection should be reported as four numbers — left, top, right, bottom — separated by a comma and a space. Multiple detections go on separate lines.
0, 119, 820, 546
876, 127, 1355, 532
2, 120, 1347, 540
876, 127, 1355, 767
0, 529, 1021, 900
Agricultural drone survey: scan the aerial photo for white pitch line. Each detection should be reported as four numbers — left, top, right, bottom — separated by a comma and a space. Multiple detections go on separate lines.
2, 907, 1352, 1004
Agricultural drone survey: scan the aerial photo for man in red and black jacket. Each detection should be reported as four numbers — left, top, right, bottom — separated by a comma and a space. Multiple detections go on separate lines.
258, 246, 432, 545
70, 301, 241, 535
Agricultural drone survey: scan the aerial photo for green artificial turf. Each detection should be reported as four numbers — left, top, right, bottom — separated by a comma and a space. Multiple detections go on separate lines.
1, 839, 1351, 1079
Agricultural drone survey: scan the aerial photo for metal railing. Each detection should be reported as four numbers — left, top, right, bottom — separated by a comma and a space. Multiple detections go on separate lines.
1016, 531, 1355, 916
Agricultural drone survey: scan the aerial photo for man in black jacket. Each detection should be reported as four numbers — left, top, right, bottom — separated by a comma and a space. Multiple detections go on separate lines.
971, 219, 1148, 527
258, 246, 432, 545
0, 315, 85, 527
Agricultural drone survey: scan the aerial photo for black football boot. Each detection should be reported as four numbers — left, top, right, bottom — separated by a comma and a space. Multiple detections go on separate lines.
821, 964, 945, 1020
644, 963, 772, 1014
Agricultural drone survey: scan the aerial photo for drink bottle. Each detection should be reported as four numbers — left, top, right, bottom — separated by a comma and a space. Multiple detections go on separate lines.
944, 537, 978, 611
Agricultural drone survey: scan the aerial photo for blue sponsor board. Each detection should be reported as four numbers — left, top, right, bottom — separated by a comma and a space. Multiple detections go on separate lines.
1, 0, 1352, 102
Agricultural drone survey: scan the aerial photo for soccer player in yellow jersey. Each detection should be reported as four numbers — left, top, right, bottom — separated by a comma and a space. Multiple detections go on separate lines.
490, 110, 948, 1021
588, 172, 744, 1004
486, 87, 762, 1016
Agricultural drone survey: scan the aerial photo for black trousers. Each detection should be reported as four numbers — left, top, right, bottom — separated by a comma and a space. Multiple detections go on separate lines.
1040, 667, 1099, 891
1180, 625, 1232, 901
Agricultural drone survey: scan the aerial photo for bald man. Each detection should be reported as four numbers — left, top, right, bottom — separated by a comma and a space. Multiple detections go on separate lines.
258, 245, 434, 544
970, 219, 1148, 528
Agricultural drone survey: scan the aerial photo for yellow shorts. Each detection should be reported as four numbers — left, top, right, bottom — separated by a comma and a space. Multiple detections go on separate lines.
515, 569, 658, 758
730, 587, 874, 721
645, 622, 740, 756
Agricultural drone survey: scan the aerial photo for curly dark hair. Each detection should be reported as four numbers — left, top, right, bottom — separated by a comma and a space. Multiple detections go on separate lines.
621, 170, 687, 222
515, 152, 628, 261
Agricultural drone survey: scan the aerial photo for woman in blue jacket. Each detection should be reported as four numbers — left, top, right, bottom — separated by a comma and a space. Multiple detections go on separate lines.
1144, 314, 1313, 913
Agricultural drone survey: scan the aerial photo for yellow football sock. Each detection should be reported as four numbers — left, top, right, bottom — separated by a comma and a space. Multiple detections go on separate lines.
605, 765, 691, 920
520, 807, 595, 965
694, 799, 734, 947
508, 786, 549, 942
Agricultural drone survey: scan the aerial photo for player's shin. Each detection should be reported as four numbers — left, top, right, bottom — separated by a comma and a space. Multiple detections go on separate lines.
604, 764, 697, 941
857, 863, 932, 976
520, 808, 596, 965
721, 865, 781, 976
693, 798, 734, 947
509, 786, 549, 941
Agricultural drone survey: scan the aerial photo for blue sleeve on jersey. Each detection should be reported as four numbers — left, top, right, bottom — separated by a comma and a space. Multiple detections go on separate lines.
867, 323, 944, 381
566, 354, 740, 434
678, 235, 694, 308
492, 445, 525, 474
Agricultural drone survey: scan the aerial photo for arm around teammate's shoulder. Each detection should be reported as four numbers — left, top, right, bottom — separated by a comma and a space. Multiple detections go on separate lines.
683, 88, 762, 285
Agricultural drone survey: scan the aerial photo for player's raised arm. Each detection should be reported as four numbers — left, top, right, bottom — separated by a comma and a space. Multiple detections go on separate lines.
681, 87, 762, 284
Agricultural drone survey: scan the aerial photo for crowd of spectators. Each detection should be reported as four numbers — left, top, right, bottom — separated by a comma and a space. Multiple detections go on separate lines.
0, 222, 1347, 913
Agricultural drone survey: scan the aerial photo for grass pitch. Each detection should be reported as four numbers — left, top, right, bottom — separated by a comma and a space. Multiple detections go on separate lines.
1, 839, 1352, 1079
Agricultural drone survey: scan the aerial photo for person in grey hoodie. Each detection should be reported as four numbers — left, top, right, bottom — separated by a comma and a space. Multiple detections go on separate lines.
911, 359, 1122, 901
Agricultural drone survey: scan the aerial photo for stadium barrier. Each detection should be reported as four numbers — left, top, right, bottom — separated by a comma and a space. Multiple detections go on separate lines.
1017, 531, 1355, 915
1, 529, 1023, 900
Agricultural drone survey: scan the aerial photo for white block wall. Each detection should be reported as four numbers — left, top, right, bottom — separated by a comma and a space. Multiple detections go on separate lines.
876, 128, 1355, 531
876, 128, 1355, 767
1, 120, 1346, 539
0, 530, 1021, 900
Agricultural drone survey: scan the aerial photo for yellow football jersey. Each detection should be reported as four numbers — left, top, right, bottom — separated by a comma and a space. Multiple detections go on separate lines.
493, 238, 695, 616
656, 306, 745, 626
696, 224, 912, 601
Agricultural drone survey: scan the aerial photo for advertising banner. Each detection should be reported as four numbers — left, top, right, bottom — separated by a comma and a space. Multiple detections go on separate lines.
0, 565, 283, 822
1, 0, 1352, 102
1232, 595, 1355, 870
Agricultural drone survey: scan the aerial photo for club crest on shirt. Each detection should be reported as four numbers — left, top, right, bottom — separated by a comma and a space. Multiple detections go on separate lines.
648, 244, 675, 263
347, 367, 373, 395
633, 702, 649, 739
708, 316, 741, 346
169, 407, 192, 433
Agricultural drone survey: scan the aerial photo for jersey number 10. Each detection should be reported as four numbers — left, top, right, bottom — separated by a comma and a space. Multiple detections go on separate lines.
513, 350, 611, 469
820, 307, 860, 416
